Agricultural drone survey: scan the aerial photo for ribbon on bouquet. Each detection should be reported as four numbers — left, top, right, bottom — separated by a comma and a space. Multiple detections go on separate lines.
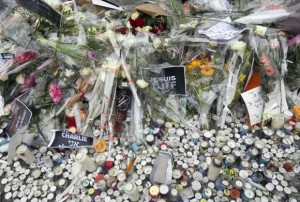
67, 77, 92, 108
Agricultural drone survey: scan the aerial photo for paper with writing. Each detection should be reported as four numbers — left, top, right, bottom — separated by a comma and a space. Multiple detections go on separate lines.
198, 17, 244, 40
241, 86, 264, 125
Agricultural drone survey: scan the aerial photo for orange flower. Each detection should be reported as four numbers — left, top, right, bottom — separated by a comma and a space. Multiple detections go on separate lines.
186, 59, 202, 71
200, 66, 214, 76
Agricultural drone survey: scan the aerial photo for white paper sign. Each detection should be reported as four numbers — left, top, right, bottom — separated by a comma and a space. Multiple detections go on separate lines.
241, 86, 264, 125
198, 17, 244, 40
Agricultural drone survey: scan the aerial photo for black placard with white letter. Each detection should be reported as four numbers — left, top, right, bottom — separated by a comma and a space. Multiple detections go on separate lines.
142, 66, 186, 95
7, 99, 32, 137
0, 53, 14, 60
48, 130, 94, 148
16, 0, 62, 28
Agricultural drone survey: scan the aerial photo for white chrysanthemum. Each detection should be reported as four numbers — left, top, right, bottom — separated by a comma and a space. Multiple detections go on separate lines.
152, 38, 162, 49
254, 26, 267, 36
65, 69, 75, 78
131, 11, 139, 20
81, 67, 91, 76
230, 41, 246, 51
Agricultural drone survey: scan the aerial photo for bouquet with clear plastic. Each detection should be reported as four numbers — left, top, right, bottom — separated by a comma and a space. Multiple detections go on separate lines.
218, 38, 253, 128
249, 26, 289, 119
183, 40, 228, 129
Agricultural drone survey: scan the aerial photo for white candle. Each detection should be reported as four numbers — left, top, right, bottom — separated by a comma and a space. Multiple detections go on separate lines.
16, 145, 36, 165
43, 156, 54, 168
271, 114, 284, 130
207, 157, 223, 181
76, 152, 97, 172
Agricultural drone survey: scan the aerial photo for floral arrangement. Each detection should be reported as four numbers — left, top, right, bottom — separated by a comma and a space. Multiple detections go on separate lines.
250, 26, 289, 118
117, 4, 169, 36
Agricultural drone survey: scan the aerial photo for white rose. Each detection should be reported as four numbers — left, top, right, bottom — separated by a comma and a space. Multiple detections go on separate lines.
106, 22, 115, 31
81, 67, 91, 76
136, 27, 143, 32
131, 11, 139, 20
126, 21, 132, 29
254, 26, 267, 36
65, 69, 75, 78
230, 41, 246, 51
16, 74, 25, 84
142, 26, 152, 33
152, 37, 162, 49
136, 79, 149, 89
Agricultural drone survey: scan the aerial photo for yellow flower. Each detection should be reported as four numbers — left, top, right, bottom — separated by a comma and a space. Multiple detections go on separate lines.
186, 59, 202, 71
200, 67, 214, 76
239, 74, 246, 82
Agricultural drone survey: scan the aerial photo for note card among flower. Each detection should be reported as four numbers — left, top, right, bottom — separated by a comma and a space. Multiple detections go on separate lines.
198, 17, 244, 40
241, 86, 264, 125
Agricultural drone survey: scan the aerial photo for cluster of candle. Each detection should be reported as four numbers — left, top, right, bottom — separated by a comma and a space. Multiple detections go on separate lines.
0, 112, 300, 201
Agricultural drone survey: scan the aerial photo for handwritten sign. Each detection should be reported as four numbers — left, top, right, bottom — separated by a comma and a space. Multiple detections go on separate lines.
16, 0, 62, 28
6, 99, 32, 137
198, 17, 243, 40
48, 130, 94, 148
142, 66, 186, 95
241, 86, 264, 125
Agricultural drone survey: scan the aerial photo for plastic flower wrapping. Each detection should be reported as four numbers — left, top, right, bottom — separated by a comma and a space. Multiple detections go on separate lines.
1, 0, 300, 201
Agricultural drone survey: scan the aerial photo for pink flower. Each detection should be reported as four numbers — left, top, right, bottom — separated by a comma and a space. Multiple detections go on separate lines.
259, 57, 270, 65
49, 83, 62, 103
265, 66, 275, 76
270, 39, 280, 49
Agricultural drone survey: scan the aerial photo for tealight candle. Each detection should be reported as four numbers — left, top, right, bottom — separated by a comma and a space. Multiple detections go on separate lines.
76, 152, 97, 172
271, 114, 285, 130
16, 145, 36, 165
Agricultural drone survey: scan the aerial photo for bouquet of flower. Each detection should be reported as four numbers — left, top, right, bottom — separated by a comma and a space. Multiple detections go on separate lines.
249, 26, 289, 119
117, 4, 169, 36
218, 39, 253, 128
184, 41, 228, 129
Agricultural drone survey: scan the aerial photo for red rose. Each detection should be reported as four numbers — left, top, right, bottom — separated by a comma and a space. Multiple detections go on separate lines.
156, 24, 164, 32
14, 51, 38, 64
150, 28, 158, 35
135, 17, 145, 28
132, 28, 137, 36
119, 28, 127, 35
129, 18, 136, 27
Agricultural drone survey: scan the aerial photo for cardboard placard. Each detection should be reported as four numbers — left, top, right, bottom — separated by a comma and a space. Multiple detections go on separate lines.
142, 66, 186, 95
48, 130, 94, 148
6, 99, 32, 137
16, 0, 62, 28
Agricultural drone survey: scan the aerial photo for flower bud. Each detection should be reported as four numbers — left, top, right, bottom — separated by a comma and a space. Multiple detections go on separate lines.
16, 74, 25, 84
136, 79, 149, 89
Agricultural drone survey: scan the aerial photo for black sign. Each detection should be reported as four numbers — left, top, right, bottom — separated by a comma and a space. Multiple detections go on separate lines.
48, 130, 94, 148
16, 0, 62, 28
142, 66, 186, 95
0, 53, 14, 60
7, 99, 32, 137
